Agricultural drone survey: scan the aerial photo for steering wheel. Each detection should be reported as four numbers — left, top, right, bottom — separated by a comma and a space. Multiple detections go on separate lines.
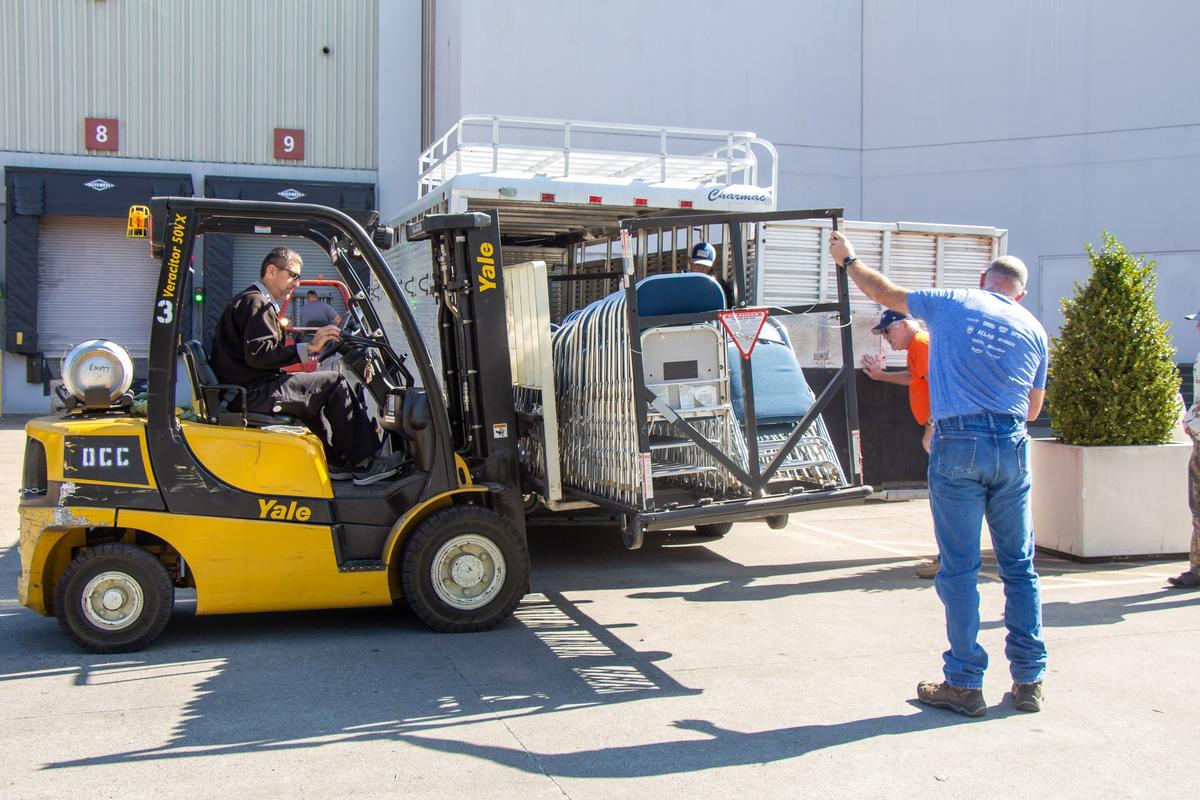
315, 310, 360, 363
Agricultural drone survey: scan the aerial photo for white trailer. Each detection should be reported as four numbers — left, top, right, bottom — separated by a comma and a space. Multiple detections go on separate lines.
382, 116, 1007, 376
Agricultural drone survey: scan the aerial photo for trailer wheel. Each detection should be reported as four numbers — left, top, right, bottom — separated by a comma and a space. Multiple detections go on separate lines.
694, 522, 733, 538
401, 506, 529, 632
54, 543, 174, 654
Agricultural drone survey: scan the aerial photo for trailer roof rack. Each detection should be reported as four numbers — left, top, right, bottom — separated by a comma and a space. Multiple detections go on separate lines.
418, 115, 778, 199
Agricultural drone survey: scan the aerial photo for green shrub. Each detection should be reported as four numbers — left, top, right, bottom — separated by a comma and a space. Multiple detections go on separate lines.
1047, 231, 1179, 445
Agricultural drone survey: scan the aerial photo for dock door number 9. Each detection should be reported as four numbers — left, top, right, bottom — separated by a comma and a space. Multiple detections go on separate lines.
274, 128, 305, 160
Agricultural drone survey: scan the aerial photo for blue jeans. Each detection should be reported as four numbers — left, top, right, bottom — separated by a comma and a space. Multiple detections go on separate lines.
928, 413, 1047, 689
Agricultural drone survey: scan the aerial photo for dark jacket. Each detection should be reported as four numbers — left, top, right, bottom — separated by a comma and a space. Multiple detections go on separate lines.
210, 285, 300, 388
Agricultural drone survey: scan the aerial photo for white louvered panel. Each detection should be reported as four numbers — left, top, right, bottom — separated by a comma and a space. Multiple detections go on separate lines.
37, 216, 161, 358
888, 232, 938, 292
942, 235, 996, 289
760, 223, 822, 306
843, 228, 884, 310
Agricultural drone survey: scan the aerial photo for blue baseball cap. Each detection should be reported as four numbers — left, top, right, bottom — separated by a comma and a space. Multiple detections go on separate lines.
690, 242, 716, 267
871, 309, 911, 333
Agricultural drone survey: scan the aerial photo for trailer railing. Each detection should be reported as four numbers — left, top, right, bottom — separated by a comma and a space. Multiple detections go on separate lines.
418, 115, 778, 199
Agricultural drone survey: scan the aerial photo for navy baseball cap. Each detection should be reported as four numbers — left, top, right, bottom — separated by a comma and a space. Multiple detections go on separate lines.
690, 242, 716, 267
871, 309, 911, 333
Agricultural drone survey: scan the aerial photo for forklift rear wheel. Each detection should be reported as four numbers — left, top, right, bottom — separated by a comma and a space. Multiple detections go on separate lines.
54, 543, 175, 653
401, 505, 529, 632
694, 522, 733, 538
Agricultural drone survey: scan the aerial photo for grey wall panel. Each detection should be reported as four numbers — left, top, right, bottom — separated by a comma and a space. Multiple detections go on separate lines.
862, 0, 1200, 150
433, 0, 862, 156
0, 0, 383, 168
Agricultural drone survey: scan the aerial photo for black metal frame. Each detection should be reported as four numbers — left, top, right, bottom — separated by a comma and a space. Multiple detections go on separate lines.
142, 197, 460, 519
405, 211, 527, 529
610, 208, 869, 543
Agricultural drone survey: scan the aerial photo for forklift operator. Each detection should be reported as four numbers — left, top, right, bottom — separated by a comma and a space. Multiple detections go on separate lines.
209, 246, 400, 485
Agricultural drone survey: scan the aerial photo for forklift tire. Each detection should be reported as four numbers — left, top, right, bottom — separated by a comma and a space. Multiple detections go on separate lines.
400, 505, 529, 633
54, 543, 175, 654
693, 522, 733, 538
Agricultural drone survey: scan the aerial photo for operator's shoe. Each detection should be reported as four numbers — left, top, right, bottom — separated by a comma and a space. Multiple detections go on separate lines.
327, 460, 355, 481
915, 556, 940, 579
352, 452, 403, 486
916, 680, 986, 718
1167, 570, 1200, 589
1012, 681, 1044, 713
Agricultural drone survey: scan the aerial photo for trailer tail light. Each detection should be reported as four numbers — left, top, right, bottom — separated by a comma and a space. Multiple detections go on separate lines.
679, 200, 694, 209
588, 195, 602, 204
540, 193, 555, 202
633, 198, 648, 207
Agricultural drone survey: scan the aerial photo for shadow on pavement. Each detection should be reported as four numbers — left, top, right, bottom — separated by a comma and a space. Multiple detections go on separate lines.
529, 524, 924, 599
8, 586, 701, 770
985, 589, 1200, 629
394, 706, 991, 778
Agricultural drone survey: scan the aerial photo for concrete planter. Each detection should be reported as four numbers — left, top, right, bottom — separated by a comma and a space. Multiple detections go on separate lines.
1030, 438, 1192, 559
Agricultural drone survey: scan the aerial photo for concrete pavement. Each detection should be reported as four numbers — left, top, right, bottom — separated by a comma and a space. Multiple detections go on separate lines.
0, 418, 1196, 799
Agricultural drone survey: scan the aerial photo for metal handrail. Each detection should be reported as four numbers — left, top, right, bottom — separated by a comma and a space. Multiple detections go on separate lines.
417, 115, 778, 198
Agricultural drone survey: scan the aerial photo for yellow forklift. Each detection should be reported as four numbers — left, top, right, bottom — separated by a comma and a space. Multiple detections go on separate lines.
17, 199, 871, 653
18, 198, 531, 652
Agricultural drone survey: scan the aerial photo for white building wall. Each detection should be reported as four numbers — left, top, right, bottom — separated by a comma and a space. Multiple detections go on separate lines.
377, 0, 423, 217
860, 0, 1200, 357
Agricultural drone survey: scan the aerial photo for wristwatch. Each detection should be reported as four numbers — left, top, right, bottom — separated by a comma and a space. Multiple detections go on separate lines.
840, 255, 857, 270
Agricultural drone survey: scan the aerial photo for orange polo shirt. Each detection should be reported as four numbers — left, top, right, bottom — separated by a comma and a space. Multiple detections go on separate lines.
907, 330, 931, 425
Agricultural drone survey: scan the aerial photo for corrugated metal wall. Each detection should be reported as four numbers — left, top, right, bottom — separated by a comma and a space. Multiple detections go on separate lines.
0, 0, 378, 168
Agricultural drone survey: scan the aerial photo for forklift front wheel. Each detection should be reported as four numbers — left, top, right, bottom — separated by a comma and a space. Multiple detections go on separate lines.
54, 543, 175, 653
400, 505, 529, 632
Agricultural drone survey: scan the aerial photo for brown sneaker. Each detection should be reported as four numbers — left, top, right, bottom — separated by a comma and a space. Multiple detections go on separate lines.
917, 680, 986, 718
1012, 681, 1043, 712
915, 556, 940, 579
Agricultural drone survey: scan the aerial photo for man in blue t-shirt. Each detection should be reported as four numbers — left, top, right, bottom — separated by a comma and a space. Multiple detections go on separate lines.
831, 230, 1048, 718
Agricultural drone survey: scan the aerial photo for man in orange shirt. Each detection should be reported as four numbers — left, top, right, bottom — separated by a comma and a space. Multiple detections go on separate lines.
862, 309, 939, 578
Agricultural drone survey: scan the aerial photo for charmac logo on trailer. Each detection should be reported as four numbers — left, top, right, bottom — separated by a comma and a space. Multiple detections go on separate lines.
706, 185, 772, 203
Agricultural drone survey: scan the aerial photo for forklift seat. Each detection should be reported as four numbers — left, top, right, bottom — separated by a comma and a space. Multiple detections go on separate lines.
180, 340, 302, 428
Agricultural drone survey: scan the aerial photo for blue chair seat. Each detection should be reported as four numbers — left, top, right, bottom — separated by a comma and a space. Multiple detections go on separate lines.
728, 339, 816, 424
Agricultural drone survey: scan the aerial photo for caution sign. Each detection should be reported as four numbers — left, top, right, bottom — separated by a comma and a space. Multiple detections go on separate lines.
718, 308, 771, 359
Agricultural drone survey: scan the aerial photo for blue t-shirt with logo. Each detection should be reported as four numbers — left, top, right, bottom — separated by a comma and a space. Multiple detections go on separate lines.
906, 289, 1048, 421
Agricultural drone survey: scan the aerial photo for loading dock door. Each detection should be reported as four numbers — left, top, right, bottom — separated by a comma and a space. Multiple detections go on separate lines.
37, 216, 161, 359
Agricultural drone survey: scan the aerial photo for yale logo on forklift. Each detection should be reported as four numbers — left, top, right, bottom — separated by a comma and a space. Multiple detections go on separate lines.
258, 498, 313, 521
477, 240, 497, 293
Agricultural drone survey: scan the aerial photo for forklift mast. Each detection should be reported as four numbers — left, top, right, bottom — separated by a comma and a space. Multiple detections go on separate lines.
406, 211, 525, 526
